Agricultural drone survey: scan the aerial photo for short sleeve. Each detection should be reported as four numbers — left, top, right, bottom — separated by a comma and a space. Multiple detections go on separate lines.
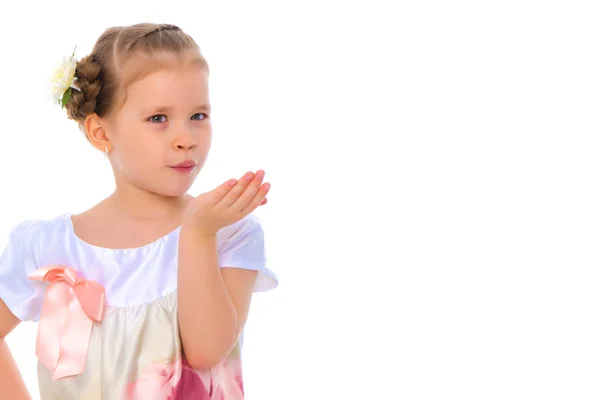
0, 220, 45, 322
217, 214, 279, 293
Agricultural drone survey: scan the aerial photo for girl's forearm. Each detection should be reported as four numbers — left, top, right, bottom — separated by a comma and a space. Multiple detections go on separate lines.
0, 338, 31, 399
177, 225, 237, 369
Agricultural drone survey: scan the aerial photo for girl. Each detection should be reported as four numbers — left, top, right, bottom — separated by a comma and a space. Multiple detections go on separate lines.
0, 23, 278, 399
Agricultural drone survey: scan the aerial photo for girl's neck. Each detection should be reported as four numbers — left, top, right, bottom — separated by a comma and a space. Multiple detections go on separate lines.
105, 186, 192, 222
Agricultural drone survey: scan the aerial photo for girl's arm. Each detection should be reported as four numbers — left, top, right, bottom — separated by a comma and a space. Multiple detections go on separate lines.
177, 227, 258, 370
0, 299, 32, 400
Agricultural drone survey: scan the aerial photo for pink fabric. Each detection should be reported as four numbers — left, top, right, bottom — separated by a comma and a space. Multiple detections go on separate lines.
208, 358, 244, 400
126, 356, 244, 399
173, 357, 212, 399
125, 359, 182, 399
28, 265, 105, 380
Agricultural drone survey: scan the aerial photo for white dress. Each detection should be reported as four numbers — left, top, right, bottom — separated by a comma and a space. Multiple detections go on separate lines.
0, 213, 278, 399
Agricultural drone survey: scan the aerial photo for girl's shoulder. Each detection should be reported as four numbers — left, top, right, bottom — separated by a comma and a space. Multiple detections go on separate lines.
1, 214, 77, 274
0, 214, 70, 322
216, 213, 279, 293
3, 214, 68, 246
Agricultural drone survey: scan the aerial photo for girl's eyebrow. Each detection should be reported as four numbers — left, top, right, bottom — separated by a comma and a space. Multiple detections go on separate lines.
143, 104, 211, 114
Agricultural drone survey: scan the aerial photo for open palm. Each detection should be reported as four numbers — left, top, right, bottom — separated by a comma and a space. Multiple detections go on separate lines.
183, 170, 270, 236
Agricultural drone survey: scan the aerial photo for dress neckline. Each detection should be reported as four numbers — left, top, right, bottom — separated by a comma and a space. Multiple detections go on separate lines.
63, 213, 182, 252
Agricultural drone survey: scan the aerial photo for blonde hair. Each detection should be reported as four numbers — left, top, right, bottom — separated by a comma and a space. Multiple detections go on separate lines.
64, 23, 208, 134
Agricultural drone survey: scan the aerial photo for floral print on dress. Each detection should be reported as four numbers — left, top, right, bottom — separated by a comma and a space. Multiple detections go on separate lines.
124, 358, 182, 399
125, 346, 244, 399
204, 358, 244, 400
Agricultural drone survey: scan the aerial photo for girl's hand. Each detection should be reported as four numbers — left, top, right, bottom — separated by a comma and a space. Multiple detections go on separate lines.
182, 170, 270, 237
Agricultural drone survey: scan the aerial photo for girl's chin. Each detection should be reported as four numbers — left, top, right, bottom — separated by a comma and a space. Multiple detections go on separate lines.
147, 182, 196, 198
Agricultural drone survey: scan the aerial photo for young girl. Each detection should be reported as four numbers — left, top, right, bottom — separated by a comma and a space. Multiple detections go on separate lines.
0, 23, 278, 399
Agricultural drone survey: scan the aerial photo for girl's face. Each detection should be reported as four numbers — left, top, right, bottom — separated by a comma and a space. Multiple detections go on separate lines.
105, 55, 212, 197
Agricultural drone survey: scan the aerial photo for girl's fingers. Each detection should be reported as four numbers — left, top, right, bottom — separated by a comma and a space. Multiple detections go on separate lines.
217, 171, 255, 207
211, 179, 238, 203
241, 183, 270, 215
232, 171, 265, 211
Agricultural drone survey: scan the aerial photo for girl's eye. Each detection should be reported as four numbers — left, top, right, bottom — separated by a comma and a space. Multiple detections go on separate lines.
149, 115, 167, 123
191, 113, 208, 121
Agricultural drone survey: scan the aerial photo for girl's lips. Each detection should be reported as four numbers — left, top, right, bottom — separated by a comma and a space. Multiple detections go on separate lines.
170, 160, 197, 173
172, 160, 196, 168
171, 165, 196, 173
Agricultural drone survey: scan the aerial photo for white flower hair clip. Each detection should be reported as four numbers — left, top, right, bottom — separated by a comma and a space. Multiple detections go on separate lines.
49, 46, 81, 108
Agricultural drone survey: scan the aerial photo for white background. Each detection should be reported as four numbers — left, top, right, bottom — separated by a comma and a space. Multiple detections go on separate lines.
1, 0, 599, 399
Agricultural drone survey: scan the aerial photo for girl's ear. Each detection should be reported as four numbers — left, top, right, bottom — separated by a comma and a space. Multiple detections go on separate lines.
84, 113, 112, 153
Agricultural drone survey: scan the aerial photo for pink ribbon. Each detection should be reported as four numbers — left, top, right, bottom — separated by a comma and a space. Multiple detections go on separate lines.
28, 265, 106, 380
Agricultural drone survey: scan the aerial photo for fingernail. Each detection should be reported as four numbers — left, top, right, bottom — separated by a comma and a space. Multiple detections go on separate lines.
246, 173, 254, 180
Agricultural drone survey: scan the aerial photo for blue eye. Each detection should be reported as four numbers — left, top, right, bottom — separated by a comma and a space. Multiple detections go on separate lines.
191, 113, 208, 121
149, 115, 167, 123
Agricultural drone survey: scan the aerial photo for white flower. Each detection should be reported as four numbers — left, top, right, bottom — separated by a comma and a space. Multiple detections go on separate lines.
48, 48, 80, 106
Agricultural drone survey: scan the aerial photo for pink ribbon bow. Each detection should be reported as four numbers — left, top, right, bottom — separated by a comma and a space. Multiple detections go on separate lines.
28, 265, 106, 381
